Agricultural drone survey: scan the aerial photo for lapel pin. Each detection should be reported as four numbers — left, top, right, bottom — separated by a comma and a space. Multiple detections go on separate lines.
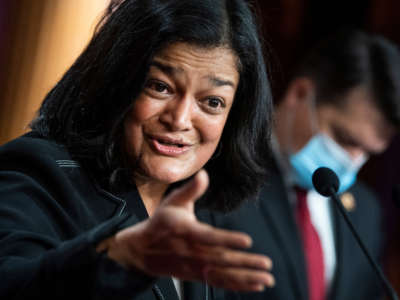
340, 192, 356, 212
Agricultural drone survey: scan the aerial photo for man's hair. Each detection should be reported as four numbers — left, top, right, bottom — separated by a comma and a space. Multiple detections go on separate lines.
30, 0, 273, 211
294, 29, 400, 127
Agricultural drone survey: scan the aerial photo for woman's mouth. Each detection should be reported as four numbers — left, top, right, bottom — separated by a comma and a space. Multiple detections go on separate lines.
149, 136, 192, 156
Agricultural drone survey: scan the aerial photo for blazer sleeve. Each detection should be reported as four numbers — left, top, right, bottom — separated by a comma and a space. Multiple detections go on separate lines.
0, 139, 155, 299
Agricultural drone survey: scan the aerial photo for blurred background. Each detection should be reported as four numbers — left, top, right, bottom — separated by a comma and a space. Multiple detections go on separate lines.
0, 0, 109, 144
0, 0, 400, 293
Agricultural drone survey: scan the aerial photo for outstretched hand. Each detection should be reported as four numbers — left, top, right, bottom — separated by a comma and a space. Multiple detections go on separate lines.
101, 170, 275, 292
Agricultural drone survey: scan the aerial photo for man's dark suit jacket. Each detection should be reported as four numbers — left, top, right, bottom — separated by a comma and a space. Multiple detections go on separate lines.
214, 163, 384, 300
0, 132, 224, 300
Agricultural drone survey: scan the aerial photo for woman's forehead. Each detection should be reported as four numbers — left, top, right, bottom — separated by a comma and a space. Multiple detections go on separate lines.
154, 42, 237, 62
151, 42, 240, 86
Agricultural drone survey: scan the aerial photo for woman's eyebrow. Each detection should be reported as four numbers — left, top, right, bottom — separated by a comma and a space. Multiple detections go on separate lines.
150, 61, 235, 88
150, 61, 183, 76
206, 76, 235, 88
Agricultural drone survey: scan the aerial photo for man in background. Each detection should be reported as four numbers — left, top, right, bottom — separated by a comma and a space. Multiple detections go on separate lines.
216, 30, 400, 300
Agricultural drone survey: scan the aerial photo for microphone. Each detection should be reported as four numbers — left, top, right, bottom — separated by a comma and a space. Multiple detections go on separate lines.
312, 167, 399, 300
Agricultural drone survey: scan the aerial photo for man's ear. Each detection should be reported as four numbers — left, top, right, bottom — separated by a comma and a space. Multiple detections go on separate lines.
281, 77, 315, 108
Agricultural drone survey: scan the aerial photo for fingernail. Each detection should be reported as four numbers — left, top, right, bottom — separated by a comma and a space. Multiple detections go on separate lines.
264, 257, 273, 270
268, 275, 276, 287
243, 235, 252, 248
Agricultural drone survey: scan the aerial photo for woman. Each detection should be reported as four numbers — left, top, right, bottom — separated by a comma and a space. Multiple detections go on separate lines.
0, 0, 274, 299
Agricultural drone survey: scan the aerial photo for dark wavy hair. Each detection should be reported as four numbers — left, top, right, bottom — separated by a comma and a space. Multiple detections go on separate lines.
30, 0, 273, 212
294, 29, 400, 128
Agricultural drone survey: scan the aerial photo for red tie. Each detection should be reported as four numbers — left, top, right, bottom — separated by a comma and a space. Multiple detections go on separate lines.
295, 187, 326, 300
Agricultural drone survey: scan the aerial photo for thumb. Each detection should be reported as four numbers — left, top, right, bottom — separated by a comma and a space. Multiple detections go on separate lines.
162, 169, 209, 210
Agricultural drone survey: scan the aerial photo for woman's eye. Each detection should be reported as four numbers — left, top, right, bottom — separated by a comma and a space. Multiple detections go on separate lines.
203, 97, 226, 112
146, 80, 170, 94
207, 98, 222, 108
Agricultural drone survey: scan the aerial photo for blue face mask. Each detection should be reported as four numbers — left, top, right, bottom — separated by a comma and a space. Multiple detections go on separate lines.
289, 133, 367, 193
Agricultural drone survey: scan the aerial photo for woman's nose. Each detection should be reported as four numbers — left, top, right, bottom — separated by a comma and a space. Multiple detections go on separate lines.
159, 95, 193, 131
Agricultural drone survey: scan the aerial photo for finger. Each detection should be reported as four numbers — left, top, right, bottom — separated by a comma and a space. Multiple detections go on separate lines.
205, 267, 275, 291
162, 169, 209, 209
193, 245, 273, 271
148, 235, 271, 271
140, 253, 206, 280
183, 221, 253, 249
136, 247, 273, 285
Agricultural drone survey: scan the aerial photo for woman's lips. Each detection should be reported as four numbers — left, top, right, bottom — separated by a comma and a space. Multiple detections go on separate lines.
150, 137, 192, 156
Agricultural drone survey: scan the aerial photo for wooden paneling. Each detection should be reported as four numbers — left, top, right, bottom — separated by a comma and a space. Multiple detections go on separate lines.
0, 0, 109, 145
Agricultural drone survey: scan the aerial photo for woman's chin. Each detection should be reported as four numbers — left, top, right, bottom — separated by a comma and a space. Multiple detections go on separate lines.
144, 166, 193, 185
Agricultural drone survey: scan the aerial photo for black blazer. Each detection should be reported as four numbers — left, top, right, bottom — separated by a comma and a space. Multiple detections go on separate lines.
215, 163, 384, 300
0, 132, 223, 300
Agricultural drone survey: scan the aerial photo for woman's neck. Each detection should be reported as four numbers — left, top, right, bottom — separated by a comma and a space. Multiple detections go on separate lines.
135, 179, 169, 216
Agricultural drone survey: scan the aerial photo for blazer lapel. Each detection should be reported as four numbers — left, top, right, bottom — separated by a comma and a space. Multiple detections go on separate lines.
153, 277, 180, 300
259, 173, 309, 300
183, 280, 208, 300
119, 190, 181, 300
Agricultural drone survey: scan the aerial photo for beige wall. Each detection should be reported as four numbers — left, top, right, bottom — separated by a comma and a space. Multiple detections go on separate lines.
0, 0, 109, 145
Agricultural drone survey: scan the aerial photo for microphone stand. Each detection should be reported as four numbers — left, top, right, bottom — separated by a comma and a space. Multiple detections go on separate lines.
328, 187, 399, 300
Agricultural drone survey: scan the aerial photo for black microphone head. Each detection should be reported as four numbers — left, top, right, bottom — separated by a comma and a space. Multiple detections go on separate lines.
312, 167, 340, 196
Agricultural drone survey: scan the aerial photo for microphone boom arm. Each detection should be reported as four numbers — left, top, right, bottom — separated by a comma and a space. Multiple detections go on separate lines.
329, 187, 399, 300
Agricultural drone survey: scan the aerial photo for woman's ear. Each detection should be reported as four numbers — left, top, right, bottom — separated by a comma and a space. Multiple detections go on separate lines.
281, 77, 315, 108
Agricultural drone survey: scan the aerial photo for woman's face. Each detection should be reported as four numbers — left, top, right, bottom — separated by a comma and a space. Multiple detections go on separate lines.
124, 42, 239, 185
